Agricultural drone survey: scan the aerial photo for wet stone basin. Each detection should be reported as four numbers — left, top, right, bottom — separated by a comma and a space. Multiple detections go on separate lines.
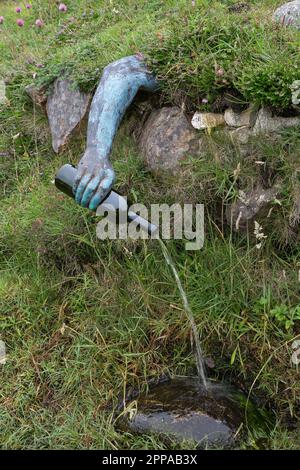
117, 377, 267, 447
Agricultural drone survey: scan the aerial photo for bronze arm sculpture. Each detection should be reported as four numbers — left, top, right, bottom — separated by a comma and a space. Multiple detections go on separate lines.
73, 55, 159, 210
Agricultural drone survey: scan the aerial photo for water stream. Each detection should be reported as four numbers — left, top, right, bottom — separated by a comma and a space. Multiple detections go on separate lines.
158, 239, 208, 389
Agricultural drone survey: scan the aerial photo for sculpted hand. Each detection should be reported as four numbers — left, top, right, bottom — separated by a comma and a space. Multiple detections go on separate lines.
73, 149, 115, 211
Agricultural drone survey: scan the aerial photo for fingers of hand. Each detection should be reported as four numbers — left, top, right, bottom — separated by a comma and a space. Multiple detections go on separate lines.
102, 168, 115, 190
81, 173, 103, 208
88, 170, 115, 210
75, 174, 92, 205
73, 170, 85, 196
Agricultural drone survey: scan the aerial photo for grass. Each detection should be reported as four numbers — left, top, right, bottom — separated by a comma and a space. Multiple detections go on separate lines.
1, 0, 300, 450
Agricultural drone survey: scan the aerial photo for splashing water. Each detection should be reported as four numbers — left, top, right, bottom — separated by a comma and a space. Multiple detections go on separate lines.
158, 239, 208, 389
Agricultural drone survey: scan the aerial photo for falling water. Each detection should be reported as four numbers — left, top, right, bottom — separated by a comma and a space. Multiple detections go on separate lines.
158, 239, 208, 389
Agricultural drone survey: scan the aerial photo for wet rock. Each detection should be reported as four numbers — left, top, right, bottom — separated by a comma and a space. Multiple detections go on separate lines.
117, 377, 269, 447
225, 105, 258, 128
226, 185, 280, 231
0, 79, 8, 105
253, 108, 300, 135
46, 78, 91, 153
25, 84, 47, 111
273, 1, 300, 29
191, 112, 225, 130
139, 107, 201, 172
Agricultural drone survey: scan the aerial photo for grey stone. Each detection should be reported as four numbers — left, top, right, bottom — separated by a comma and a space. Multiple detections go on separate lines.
117, 377, 270, 447
273, 1, 300, 29
291, 80, 300, 105
0, 79, 7, 106
225, 105, 258, 128
226, 185, 280, 231
139, 107, 201, 172
230, 126, 253, 145
253, 107, 300, 135
191, 112, 225, 130
46, 78, 91, 153
25, 84, 47, 111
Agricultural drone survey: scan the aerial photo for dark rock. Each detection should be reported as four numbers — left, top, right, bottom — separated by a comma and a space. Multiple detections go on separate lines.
46, 78, 91, 153
116, 377, 269, 447
273, 1, 300, 29
226, 185, 280, 231
138, 107, 202, 172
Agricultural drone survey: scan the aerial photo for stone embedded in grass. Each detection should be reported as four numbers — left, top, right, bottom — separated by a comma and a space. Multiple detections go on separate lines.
253, 107, 300, 135
229, 126, 253, 145
291, 80, 300, 105
226, 185, 281, 232
273, 1, 300, 29
138, 106, 202, 172
229, 126, 254, 156
191, 112, 225, 130
225, 105, 258, 128
116, 377, 270, 448
46, 78, 91, 153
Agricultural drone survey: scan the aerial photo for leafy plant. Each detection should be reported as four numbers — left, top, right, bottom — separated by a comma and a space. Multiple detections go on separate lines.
270, 304, 300, 330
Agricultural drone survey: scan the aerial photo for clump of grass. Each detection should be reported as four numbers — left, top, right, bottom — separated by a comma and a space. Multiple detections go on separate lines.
3, 0, 299, 113
144, 1, 300, 111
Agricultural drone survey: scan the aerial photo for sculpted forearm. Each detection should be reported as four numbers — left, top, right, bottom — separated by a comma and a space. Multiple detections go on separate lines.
86, 55, 158, 156
74, 55, 159, 210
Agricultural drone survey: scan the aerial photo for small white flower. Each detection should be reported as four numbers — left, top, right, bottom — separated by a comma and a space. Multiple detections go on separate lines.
254, 221, 267, 249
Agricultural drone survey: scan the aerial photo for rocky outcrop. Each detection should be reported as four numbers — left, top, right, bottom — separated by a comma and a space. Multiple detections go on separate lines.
46, 78, 91, 153
273, 1, 300, 29
139, 107, 202, 172
189, 105, 300, 159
